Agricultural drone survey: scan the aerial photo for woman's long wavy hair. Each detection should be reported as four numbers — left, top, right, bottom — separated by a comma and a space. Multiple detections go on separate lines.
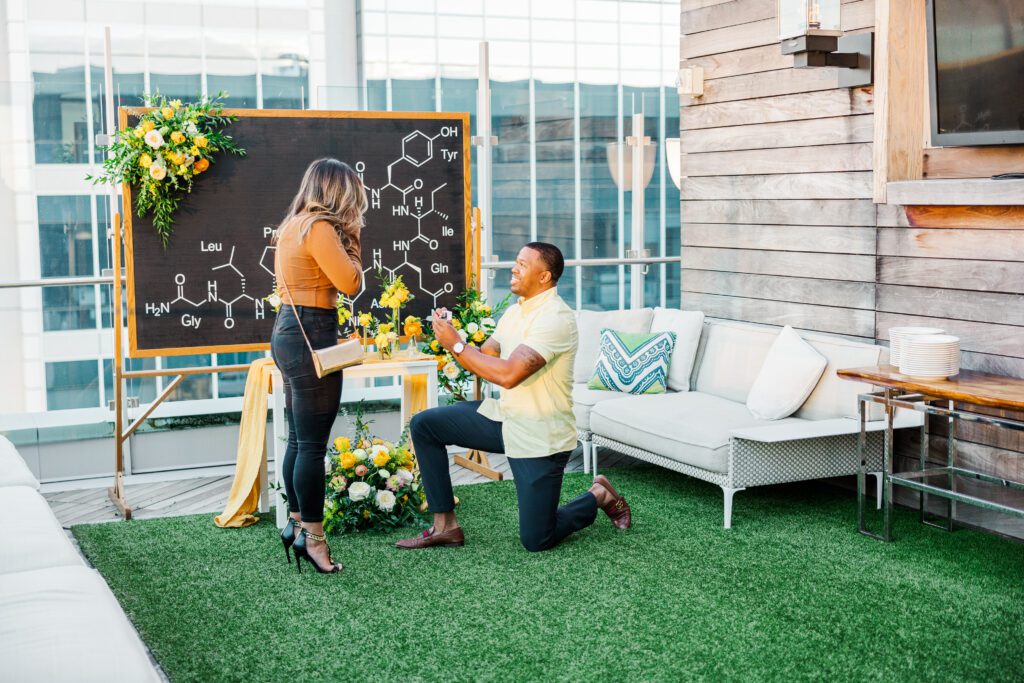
276, 158, 367, 247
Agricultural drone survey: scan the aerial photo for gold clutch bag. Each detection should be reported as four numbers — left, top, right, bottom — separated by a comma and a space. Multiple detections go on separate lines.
279, 270, 364, 379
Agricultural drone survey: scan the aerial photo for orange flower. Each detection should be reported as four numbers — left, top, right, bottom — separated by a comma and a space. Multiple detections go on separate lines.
193, 157, 210, 173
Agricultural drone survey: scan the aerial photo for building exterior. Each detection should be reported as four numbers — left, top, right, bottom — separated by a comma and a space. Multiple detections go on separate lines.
0, 0, 680, 416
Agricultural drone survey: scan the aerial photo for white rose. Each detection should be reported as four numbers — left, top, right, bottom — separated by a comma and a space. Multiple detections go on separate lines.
443, 362, 460, 380
149, 164, 166, 180
466, 322, 479, 335
370, 444, 389, 461
185, 121, 198, 135
457, 329, 468, 342
375, 489, 396, 511
481, 317, 496, 330
353, 448, 367, 462
396, 468, 414, 485
348, 481, 372, 501
144, 129, 165, 149
377, 468, 390, 480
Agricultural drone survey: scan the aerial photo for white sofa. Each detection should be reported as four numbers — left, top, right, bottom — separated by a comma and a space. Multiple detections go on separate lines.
573, 310, 920, 528
0, 436, 161, 682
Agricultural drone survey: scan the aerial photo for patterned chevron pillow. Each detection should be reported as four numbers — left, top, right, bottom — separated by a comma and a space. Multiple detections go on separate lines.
587, 329, 677, 395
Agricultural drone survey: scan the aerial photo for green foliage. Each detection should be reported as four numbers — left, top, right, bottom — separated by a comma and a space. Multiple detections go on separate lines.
87, 91, 246, 247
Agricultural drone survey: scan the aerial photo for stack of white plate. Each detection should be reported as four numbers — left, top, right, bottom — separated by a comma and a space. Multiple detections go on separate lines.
888, 326, 944, 367
899, 335, 961, 379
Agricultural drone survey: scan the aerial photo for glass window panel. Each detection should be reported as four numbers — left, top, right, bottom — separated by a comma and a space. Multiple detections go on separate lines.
207, 69, 258, 109
43, 286, 97, 331
46, 360, 100, 411
387, 13, 437, 36
366, 79, 387, 110
665, 261, 680, 309
216, 351, 266, 398
485, 17, 529, 40
534, 81, 575, 267
38, 195, 94, 278
579, 84, 619, 260
391, 78, 436, 112
439, 77, 477, 205
490, 79, 530, 261
149, 70, 203, 103
580, 265, 621, 311
664, 85, 680, 259
103, 357, 157, 406
165, 354, 213, 401
32, 58, 91, 164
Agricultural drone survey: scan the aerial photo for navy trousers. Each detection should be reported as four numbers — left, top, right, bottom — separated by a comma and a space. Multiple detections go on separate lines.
409, 400, 598, 552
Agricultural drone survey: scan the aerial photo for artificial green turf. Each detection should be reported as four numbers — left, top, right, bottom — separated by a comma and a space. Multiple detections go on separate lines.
73, 468, 1024, 682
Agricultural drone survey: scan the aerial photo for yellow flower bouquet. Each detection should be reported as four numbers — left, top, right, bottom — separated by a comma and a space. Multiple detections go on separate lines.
87, 91, 245, 247
322, 401, 427, 534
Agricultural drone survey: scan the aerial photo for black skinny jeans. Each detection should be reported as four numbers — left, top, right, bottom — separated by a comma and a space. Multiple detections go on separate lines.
270, 305, 342, 524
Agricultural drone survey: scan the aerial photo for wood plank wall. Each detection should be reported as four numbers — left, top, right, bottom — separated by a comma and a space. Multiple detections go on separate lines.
679, 0, 1024, 539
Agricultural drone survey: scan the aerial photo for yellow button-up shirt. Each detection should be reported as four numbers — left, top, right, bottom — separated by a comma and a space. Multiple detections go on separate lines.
477, 287, 579, 458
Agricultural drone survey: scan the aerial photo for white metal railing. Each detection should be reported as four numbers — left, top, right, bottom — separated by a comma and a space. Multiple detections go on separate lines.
481, 255, 681, 270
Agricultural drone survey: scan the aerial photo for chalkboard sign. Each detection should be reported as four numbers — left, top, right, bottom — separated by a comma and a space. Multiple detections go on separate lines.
121, 109, 470, 358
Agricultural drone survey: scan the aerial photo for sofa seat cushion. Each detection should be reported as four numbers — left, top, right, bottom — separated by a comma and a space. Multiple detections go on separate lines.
573, 383, 633, 431
590, 392, 807, 473
0, 486, 84, 575
0, 436, 38, 489
0, 565, 161, 682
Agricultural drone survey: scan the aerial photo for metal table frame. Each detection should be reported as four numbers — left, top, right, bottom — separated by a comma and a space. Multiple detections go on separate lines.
857, 388, 1024, 541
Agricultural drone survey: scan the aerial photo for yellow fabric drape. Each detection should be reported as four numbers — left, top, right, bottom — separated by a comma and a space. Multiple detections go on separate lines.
405, 373, 428, 416
214, 358, 275, 528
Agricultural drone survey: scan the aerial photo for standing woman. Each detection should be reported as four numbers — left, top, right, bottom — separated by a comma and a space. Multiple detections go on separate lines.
272, 158, 365, 574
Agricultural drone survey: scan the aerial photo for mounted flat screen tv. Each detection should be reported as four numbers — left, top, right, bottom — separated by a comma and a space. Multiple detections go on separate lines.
927, 0, 1024, 146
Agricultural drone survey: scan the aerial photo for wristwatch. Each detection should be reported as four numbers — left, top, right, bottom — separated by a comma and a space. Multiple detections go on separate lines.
452, 341, 466, 356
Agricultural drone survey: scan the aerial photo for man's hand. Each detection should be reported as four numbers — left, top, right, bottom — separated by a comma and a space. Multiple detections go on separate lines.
431, 308, 461, 352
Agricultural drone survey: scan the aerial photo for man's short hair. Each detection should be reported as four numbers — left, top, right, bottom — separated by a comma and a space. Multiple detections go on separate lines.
524, 242, 565, 284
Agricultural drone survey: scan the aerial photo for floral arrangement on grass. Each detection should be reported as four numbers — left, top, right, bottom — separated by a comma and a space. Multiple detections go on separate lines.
87, 91, 245, 247
420, 286, 510, 402
322, 402, 427, 534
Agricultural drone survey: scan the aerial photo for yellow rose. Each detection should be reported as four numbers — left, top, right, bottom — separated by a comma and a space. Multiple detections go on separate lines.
193, 158, 210, 173
334, 436, 351, 452
372, 438, 385, 445
430, 340, 440, 352
189, 145, 200, 155
451, 319, 462, 329
138, 153, 153, 168
178, 164, 189, 174
395, 289, 409, 302
339, 452, 356, 470
161, 107, 174, 119
373, 451, 390, 467
435, 354, 447, 370
133, 128, 145, 139
481, 305, 491, 315
149, 165, 166, 180
170, 99, 182, 109
358, 313, 373, 327
473, 330, 485, 342
375, 333, 389, 348
195, 135, 208, 148
379, 323, 392, 334
170, 131, 185, 144
142, 120, 155, 132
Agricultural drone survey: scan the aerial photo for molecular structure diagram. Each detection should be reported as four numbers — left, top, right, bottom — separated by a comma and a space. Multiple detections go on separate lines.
144, 245, 275, 329
342, 247, 455, 315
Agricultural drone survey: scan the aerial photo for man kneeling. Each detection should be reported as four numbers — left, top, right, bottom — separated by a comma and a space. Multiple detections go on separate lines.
396, 242, 631, 552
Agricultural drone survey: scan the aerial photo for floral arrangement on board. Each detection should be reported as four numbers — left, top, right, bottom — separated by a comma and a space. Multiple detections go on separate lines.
419, 286, 510, 402
87, 91, 245, 247
351, 272, 419, 358
322, 402, 427, 534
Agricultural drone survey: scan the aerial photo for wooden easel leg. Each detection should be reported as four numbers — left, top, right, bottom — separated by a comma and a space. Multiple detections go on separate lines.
453, 449, 503, 481
108, 472, 132, 520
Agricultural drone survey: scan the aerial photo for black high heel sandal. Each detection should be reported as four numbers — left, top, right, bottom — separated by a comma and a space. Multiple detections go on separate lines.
280, 518, 301, 564
292, 529, 343, 574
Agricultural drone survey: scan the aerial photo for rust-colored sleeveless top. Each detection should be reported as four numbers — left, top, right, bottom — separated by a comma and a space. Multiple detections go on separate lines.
275, 217, 362, 309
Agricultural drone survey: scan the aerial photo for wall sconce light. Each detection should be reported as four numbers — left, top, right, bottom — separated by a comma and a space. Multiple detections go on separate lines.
664, 138, 682, 190
677, 66, 704, 98
777, 0, 873, 88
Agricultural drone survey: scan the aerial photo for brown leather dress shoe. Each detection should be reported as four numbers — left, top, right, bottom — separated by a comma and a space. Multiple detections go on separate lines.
395, 525, 465, 549
593, 475, 632, 530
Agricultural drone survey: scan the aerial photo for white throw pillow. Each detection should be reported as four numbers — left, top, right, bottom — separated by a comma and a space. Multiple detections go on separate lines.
573, 308, 654, 383
650, 307, 705, 391
746, 326, 828, 420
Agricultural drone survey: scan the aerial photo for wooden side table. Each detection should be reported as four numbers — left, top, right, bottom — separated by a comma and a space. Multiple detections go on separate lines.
838, 366, 1024, 541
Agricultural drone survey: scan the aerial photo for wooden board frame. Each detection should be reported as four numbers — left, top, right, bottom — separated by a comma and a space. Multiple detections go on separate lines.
118, 107, 474, 359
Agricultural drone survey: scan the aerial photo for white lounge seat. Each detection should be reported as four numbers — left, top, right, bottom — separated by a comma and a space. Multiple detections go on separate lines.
0, 436, 39, 489
0, 485, 84, 576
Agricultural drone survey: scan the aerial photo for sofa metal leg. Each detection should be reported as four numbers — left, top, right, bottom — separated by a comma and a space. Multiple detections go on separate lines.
871, 472, 883, 510
721, 486, 745, 529
592, 444, 598, 478
582, 438, 591, 475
